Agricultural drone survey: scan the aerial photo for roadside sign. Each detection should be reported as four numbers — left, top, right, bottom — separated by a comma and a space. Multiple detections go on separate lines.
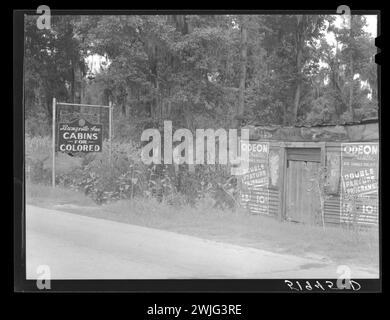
340, 142, 379, 225
51, 99, 112, 187
58, 118, 103, 153
239, 141, 270, 215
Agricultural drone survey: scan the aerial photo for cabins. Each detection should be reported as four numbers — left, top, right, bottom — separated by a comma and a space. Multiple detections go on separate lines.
239, 119, 379, 227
